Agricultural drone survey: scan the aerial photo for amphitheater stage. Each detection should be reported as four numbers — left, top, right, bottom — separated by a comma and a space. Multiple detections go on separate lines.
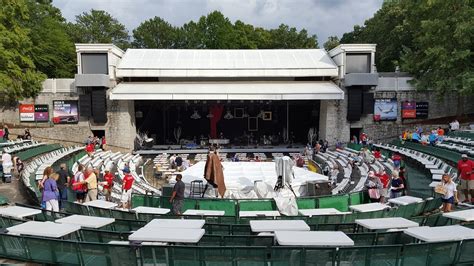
135, 144, 305, 155
169, 161, 328, 198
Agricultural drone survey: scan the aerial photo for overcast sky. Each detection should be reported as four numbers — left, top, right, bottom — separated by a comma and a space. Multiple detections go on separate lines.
53, 0, 383, 43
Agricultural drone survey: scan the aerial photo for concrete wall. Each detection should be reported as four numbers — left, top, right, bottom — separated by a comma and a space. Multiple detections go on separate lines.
319, 87, 350, 144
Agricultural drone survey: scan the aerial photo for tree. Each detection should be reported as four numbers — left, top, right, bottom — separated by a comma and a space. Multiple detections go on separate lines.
26, 0, 76, 78
68, 9, 130, 49
0, 0, 46, 102
132, 17, 179, 48
268, 24, 318, 49
323, 36, 340, 51
400, 0, 473, 99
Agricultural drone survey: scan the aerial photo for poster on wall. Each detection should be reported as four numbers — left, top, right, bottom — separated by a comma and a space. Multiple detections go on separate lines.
19, 104, 35, 122
373, 98, 397, 121
34, 105, 49, 122
53, 100, 79, 124
416, 102, 429, 119
401, 101, 417, 119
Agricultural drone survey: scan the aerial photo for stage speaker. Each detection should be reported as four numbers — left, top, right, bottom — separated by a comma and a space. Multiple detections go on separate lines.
79, 94, 92, 117
91, 88, 107, 123
362, 92, 374, 114
347, 88, 362, 121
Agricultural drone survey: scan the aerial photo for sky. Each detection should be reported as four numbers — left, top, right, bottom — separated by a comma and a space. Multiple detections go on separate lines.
53, 0, 383, 44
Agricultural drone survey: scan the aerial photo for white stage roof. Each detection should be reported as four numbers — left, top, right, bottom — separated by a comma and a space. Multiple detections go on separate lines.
116, 49, 338, 78
109, 81, 344, 100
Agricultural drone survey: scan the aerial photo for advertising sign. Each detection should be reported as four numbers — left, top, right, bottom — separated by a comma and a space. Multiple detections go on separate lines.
374, 98, 397, 121
401, 101, 417, 119
416, 102, 429, 119
53, 100, 79, 124
34, 105, 49, 122
19, 104, 35, 122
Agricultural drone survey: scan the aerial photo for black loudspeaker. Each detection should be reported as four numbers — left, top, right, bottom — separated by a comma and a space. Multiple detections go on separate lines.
347, 88, 363, 121
362, 92, 374, 114
79, 94, 92, 117
91, 89, 107, 123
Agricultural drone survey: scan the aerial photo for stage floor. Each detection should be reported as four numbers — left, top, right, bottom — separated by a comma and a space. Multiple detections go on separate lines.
171, 161, 327, 198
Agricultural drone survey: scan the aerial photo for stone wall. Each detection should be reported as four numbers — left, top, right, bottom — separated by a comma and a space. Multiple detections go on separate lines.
319, 92, 350, 145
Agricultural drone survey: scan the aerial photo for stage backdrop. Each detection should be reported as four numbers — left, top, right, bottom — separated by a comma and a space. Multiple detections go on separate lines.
373, 98, 397, 121
52, 100, 79, 124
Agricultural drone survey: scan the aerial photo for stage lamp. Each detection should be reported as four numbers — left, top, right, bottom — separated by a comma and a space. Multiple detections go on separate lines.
190, 110, 201, 119
224, 110, 234, 119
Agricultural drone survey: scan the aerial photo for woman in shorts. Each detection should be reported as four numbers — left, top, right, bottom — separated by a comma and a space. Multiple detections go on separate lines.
440, 174, 458, 212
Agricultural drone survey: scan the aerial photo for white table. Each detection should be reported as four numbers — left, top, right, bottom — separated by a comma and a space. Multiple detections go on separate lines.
83, 200, 117, 209
429, 181, 440, 188
55, 215, 115, 229
145, 219, 205, 229
443, 209, 474, 222
274, 231, 354, 247
7, 221, 81, 238
298, 208, 343, 217
404, 225, 474, 242
356, 217, 419, 230
0, 206, 42, 219
249, 220, 310, 233
129, 227, 205, 243
183, 209, 225, 216
349, 203, 390, 213
132, 206, 170, 215
388, 196, 423, 206
239, 211, 281, 217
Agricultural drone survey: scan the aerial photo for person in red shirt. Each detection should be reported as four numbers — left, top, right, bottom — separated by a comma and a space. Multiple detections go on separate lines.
101, 170, 115, 202
373, 148, 382, 161
85, 143, 94, 157
458, 154, 474, 203
376, 169, 390, 203
121, 169, 135, 209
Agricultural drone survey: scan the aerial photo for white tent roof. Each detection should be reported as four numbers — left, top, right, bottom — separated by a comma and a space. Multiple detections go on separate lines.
116, 49, 338, 78
109, 81, 344, 100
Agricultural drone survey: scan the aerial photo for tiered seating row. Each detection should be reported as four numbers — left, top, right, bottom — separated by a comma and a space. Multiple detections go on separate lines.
2, 140, 43, 154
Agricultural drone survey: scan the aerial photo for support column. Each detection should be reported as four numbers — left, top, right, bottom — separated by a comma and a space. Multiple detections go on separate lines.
106, 100, 136, 150
319, 99, 349, 146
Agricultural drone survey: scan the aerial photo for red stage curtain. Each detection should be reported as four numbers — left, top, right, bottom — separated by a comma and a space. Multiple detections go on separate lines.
209, 105, 224, 139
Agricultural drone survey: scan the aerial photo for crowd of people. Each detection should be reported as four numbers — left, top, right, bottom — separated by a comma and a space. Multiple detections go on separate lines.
37, 161, 135, 212
401, 126, 446, 146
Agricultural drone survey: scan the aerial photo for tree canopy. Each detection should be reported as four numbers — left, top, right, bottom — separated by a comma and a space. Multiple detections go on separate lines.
323, 36, 340, 51
340, 0, 473, 96
67, 9, 130, 50
132, 11, 318, 49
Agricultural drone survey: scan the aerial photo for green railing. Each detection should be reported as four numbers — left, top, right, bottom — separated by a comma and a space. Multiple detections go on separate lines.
0, 194, 8, 205
447, 131, 474, 140
0, 232, 472, 265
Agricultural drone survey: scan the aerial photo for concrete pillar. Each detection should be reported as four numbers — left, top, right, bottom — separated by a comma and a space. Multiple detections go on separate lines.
106, 100, 136, 150
319, 98, 350, 145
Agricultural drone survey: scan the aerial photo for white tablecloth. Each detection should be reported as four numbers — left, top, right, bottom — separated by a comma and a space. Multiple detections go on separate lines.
183, 209, 225, 216
55, 215, 115, 229
0, 206, 42, 219
7, 221, 80, 238
349, 203, 390, 213
145, 219, 205, 229
275, 231, 354, 246
132, 206, 170, 215
239, 211, 281, 217
404, 225, 474, 242
298, 208, 344, 216
443, 209, 474, 222
356, 217, 419, 230
83, 200, 117, 209
249, 220, 310, 232
388, 196, 423, 206
129, 227, 205, 243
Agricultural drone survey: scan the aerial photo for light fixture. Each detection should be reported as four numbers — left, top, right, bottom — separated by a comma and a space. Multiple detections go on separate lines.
257, 110, 265, 119
190, 110, 201, 119
206, 113, 214, 118
224, 110, 234, 119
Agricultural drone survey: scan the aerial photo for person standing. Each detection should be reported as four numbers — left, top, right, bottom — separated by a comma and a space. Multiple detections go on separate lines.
101, 136, 107, 150
56, 163, 71, 210
102, 169, 115, 202
440, 174, 458, 212
365, 171, 383, 203
1, 151, 13, 183
390, 171, 404, 199
2, 125, 9, 140
170, 174, 185, 215
392, 153, 402, 169
175, 155, 183, 171
458, 154, 474, 203
80, 166, 97, 202
72, 164, 86, 203
376, 169, 390, 203
43, 173, 60, 212
121, 169, 134, 209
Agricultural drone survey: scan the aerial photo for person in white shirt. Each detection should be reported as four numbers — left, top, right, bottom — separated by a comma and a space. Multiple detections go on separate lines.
1, 151, 13, 176
440, 174, 458, 212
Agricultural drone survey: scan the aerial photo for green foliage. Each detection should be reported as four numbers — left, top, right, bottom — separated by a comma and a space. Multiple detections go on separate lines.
132, 11, 317, 49
323, 36, 340, 51
0, 0, 46, 102
341, 0, 474, 96
26, 0, 76, 78
67, 9, 130, 49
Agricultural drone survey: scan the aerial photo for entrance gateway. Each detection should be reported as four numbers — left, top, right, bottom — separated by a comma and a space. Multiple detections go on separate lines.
74, 44, 379, 150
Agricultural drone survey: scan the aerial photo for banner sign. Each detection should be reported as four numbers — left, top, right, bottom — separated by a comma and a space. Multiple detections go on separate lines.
53, 100, 79, 124
34, 105, 49, 122
401, 101, 429, 119
19, 104, 35, 122
374, 98, 397, 121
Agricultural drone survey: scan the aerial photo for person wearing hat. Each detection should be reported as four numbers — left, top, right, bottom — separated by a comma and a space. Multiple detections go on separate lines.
458, 154, 474, 203
121, 168, 134, 209
365, 171, 383, 203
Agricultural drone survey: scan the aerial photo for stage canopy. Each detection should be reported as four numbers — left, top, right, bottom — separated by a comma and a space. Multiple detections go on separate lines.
109, 81, 344, 100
